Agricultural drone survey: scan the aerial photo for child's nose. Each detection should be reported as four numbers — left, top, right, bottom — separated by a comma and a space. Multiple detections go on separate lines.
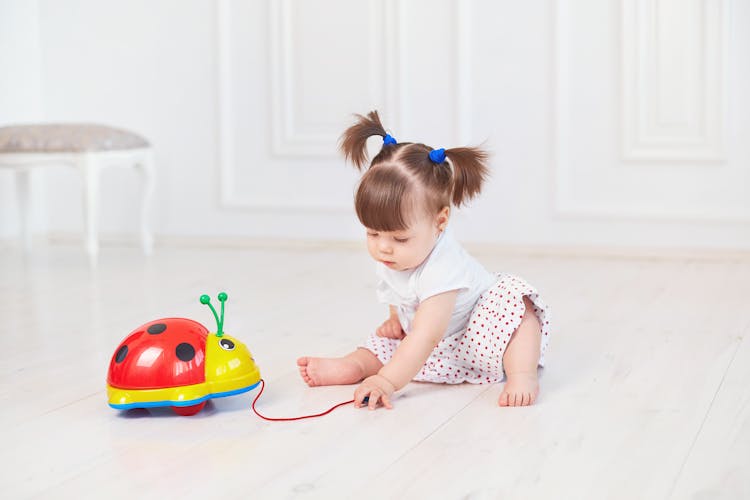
378, 241, 393, 253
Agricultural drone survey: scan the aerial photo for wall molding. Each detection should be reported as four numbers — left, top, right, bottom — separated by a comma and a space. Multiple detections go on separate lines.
551, 0, 744, 222
268, 0, 400, 157
621, 0, 727, 161
217, 0, 473, 210
32, 232, 750, 257
216, 0, 354, 211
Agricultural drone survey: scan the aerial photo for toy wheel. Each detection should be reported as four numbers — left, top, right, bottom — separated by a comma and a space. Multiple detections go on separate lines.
171, 402, 206, 416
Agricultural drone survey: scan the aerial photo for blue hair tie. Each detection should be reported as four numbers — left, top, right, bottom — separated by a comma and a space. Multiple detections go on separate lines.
383, 134, 397, 146
429, 148, 446, 164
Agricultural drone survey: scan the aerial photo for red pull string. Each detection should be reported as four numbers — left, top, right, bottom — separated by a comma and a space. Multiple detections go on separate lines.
251, 379, 357, 421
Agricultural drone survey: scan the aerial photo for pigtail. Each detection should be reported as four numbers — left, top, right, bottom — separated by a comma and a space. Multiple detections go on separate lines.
339, 110, 390, 171
444, 146, 490, 207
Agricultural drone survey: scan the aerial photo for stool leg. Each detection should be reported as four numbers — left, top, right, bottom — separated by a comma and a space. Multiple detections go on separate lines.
138, 150, 155, 255
80, 154, 99, 264
16, 169, 32, 252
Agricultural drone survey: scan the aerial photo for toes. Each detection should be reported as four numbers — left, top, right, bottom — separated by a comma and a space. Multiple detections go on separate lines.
500, 386, 539, 407
305, 365, 320, 386
298, 367, 313, 386
498, 391, 509, 406
297, 358, 317, 387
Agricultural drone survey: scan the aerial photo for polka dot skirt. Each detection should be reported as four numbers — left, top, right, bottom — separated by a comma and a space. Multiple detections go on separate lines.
363, 273, 552, 384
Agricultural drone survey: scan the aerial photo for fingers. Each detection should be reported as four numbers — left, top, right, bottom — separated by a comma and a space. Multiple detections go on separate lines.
380, 392, 393, 409
353, 386, 369, 407
367, 390, 393, 410
365, 391, 394, 410
376, 323, 393, 338
353, 389, 391, 410
368, 390, 380, 410
376, 319, 405, 339
354, 388, 377, 409
376, 324, 399, 339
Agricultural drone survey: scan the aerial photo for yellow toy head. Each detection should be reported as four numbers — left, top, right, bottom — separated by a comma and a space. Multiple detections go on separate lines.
200, 293, 261, 395
204, 331, 260, 393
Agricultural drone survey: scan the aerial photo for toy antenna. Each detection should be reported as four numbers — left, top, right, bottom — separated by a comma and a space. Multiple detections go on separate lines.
218, 292, 228, 336
199, 294, 225, 337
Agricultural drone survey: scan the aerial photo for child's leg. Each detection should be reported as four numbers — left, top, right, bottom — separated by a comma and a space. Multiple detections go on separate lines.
297, 348, 383, 387
499, 296, 542, 407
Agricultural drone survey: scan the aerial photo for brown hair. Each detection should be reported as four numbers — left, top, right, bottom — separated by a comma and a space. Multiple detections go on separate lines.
339, 110, 490, 231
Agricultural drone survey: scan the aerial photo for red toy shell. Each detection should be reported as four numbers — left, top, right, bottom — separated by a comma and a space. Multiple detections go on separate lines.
107, 318, 208, 390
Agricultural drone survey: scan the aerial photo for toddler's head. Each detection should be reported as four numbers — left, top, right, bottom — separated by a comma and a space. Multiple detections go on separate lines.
340, 111, 490, 271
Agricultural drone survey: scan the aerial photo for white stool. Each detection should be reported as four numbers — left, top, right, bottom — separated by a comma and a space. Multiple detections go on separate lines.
0, 124, 155, 263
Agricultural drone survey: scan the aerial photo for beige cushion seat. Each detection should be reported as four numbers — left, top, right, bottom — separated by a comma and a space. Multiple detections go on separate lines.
0, 124, 150, 153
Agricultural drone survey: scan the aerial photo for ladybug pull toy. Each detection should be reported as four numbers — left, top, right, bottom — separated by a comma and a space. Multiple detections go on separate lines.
107, 293, 261, 416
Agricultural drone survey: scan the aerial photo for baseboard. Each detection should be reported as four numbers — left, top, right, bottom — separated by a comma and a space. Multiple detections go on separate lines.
1, 232, 748, 261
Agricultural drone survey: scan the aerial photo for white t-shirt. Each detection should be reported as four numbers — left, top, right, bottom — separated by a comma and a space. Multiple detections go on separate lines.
375, 227, 498, 339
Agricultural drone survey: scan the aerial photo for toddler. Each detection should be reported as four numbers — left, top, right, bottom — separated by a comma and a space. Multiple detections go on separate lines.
297, 111, 551, 409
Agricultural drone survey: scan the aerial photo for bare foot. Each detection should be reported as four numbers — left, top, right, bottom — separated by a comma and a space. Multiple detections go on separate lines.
498, 372, 539, 407
296, 356, 366, 387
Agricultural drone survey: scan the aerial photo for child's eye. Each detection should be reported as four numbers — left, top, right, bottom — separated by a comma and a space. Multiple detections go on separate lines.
394, 237, 409, 243
367, 232, 378, 237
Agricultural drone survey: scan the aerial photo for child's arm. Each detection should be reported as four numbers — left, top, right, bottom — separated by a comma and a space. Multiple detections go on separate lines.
354, 290, 458, 408
379, 291, 458, 388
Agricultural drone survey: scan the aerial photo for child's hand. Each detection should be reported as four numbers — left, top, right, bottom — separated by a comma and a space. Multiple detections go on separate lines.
354, 374, 396, 410
376, 316, 405, 339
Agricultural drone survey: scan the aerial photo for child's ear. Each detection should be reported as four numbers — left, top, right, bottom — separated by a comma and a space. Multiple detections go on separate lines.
437, 206, 450, 232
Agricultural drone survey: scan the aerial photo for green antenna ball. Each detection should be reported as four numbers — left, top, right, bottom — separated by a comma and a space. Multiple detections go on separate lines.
200, 295, 211, 304
218, 292, 228, 301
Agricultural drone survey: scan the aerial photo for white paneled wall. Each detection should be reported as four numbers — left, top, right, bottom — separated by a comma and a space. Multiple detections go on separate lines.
0, 0, 44, 236
555, 0, 748, 223
0, 0, 748, 249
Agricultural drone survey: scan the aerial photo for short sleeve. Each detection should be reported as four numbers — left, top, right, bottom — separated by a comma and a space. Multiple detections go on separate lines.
414, 235, 472, 301
415, 264, 471, 301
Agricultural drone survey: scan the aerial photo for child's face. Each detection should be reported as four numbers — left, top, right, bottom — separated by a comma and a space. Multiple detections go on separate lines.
365, 207, 449, 272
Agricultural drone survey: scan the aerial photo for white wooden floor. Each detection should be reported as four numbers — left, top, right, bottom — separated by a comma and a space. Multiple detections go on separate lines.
1, 241, 749, 499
